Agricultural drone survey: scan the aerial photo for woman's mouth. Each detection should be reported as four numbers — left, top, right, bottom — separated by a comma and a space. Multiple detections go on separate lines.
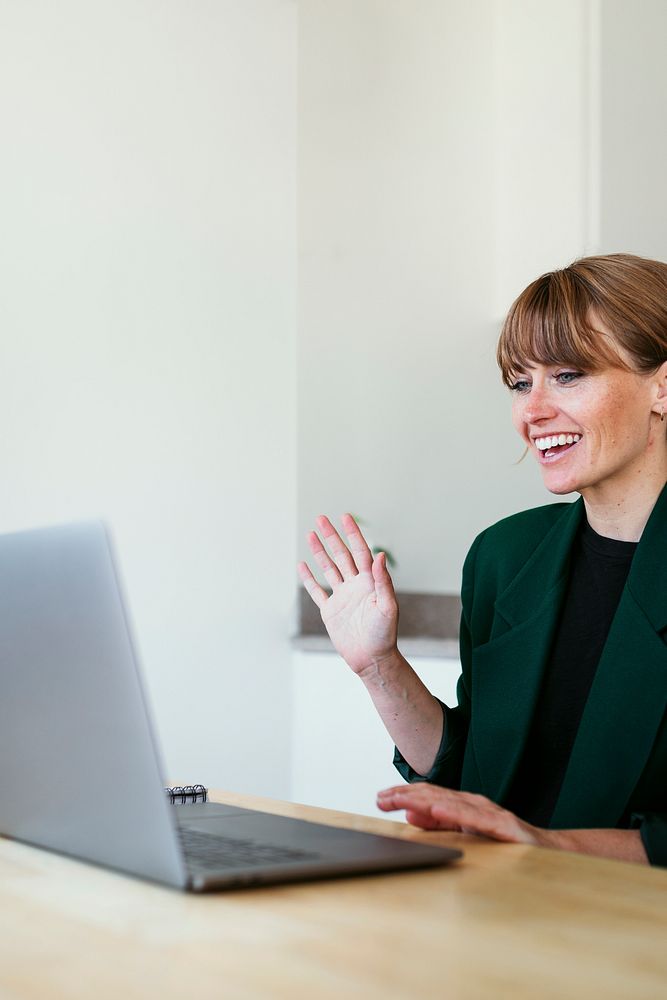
534, 433, 581, 463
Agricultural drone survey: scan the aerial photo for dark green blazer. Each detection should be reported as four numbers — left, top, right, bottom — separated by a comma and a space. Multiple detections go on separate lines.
395, 484, 667, 866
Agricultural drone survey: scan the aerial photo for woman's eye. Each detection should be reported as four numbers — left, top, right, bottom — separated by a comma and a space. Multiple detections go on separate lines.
509, 379, 531, 393
555, 371, 583, 385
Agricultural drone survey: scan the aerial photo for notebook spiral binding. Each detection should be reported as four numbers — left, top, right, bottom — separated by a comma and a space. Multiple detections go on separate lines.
164, 784, 208, 804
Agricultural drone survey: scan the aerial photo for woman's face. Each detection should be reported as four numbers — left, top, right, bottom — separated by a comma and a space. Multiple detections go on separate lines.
510, 359, 664, 498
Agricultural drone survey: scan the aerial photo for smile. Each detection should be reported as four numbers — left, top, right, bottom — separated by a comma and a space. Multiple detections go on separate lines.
534, 433, 581, 463
535, 434, 581, 450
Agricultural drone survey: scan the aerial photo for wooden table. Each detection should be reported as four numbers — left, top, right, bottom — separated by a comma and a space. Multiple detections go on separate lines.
1, 790, 666, 999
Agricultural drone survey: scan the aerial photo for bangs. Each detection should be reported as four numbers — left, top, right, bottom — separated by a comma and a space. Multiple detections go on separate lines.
497, 270, 631, 387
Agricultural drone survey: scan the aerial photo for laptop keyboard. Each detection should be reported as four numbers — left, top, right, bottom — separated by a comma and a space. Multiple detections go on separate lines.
177, 827, 321, 871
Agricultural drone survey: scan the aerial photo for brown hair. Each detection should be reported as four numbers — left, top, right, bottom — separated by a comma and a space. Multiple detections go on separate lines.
497, 253, 667, 387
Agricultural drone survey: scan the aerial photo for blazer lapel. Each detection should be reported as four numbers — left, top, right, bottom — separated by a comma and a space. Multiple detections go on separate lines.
551, 483, 667, 829
469, 499, 584, 801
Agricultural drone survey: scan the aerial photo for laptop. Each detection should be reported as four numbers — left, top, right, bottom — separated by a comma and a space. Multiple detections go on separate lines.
0, 521, 461, 890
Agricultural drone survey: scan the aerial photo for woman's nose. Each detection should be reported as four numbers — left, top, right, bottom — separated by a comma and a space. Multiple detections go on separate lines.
521, 387, 558, 423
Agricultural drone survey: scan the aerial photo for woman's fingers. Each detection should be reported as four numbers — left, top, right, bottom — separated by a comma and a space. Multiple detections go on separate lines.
298, 513, 377, 601
372, 552, 398, 616
296, 561, 329, 609
306, 529, 344, 588
427, 796, 532, 843
340, 513, 373, 572
377, 786, 476, 833
376, 784, 440, 818
376, 784, 535, 844
376, 787, 458, 831
315, 515, 360, 579
376, 784, 476, 824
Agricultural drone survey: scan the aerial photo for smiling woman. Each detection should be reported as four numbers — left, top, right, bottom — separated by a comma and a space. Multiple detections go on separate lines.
299, 253, 667, 869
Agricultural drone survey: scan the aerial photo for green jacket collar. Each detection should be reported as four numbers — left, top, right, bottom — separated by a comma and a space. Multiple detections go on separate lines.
493, 496, 583, 630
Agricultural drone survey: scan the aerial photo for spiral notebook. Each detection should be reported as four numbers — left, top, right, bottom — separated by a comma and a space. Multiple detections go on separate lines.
0, 521, 462, 890
165, 785, 208, 805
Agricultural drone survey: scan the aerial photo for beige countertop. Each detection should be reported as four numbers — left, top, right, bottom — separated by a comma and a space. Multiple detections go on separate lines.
2, 789, 666, 999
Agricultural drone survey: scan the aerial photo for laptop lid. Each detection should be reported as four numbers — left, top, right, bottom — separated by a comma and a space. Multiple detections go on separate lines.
0, 521, 188, 888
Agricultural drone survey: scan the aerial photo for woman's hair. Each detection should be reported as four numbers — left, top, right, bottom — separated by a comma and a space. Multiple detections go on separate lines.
497, 253, 667, 387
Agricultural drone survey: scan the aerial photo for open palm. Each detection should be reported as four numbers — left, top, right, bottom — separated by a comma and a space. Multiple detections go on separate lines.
297, 514, 398, 676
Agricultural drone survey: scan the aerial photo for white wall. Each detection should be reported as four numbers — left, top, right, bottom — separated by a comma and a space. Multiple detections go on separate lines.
297, 0, 590, 594
0, 0, 296, 797
598, 0, 667, 259
493, 0, 592, 312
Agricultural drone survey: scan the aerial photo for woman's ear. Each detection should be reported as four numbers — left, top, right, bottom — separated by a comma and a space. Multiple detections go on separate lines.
651, 360, 667, 417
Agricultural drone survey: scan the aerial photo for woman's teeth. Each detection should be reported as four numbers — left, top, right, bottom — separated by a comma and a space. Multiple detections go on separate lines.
535, 434, 581, 451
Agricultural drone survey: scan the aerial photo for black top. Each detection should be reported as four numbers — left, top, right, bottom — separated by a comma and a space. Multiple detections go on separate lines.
503, 519, 637, 826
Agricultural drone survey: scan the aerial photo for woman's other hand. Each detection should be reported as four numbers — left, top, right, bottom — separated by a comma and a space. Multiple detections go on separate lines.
376, 783, 540, 845
297, 513, 398, 676
377, 783, 650, 862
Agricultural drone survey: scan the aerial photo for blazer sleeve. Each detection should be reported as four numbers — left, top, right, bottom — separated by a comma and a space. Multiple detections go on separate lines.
634, 814, 667, 868
392, 532, 482, 787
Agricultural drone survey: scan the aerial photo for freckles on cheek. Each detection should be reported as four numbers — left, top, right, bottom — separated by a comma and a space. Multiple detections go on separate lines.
595, 391, 626, 445
510, 407, 526, 438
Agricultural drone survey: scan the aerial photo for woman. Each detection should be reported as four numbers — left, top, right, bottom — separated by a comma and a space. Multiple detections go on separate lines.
298, 253, 667, 866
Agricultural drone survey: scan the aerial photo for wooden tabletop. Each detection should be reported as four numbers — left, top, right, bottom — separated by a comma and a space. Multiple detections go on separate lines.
1, 789, 666, 999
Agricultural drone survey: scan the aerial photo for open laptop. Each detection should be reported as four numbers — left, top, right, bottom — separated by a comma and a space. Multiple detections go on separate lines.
0, 521, 461, 890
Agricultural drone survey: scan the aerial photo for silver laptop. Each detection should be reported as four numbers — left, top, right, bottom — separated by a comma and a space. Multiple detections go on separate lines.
0, 522, 461, 890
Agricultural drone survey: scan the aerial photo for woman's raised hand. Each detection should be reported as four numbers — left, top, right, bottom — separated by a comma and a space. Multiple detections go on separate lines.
297, 514, 399, 676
